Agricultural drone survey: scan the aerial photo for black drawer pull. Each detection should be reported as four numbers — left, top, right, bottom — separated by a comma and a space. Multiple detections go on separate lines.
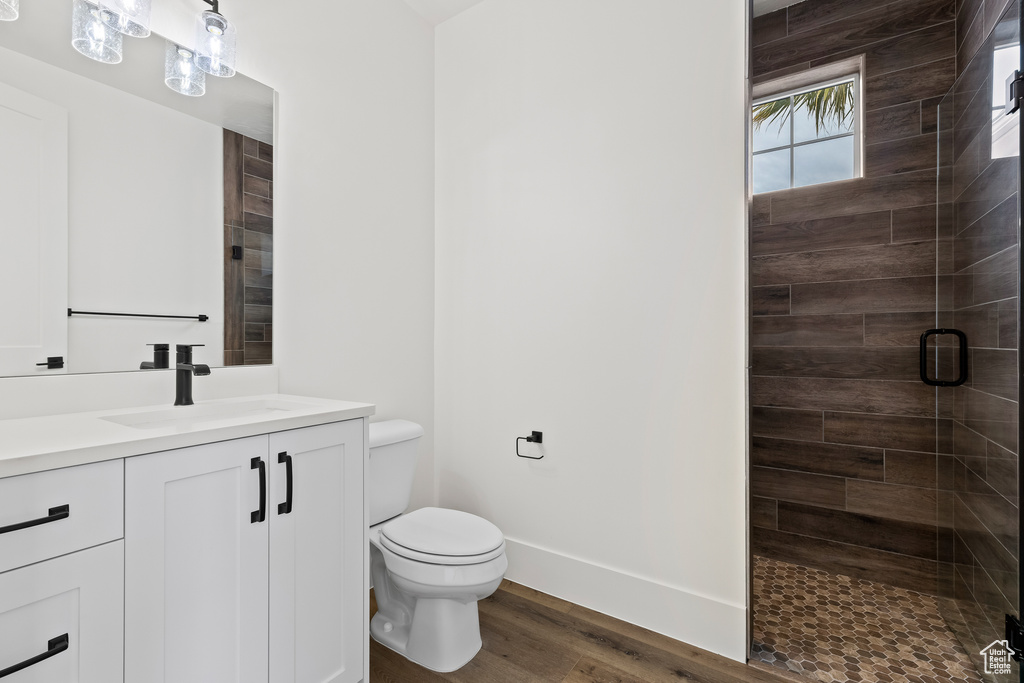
0, 633, 69, 678
278, 452, 293, 515
251, 457, 266, 523
0, 504, 70, 536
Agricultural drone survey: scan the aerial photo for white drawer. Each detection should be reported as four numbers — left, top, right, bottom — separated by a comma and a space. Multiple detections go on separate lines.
0, 541, 123, 683
0, 459, 123, 574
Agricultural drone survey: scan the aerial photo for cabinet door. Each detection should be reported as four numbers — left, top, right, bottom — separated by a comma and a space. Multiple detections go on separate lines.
0, 541, 123, 683
125, 436, 270, 683
269, 420, 365, 683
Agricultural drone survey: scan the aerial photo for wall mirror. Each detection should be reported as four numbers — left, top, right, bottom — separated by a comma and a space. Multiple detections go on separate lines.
0, 0, 274, 378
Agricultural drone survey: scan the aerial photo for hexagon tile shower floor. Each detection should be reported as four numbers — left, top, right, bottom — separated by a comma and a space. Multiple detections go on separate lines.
751, 557, 983, 683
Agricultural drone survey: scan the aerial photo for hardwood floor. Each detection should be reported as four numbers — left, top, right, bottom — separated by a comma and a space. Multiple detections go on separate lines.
369, 581, 797, 682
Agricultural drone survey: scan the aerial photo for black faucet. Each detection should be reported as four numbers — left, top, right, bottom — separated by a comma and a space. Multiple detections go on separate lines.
174, 344, 211, 406
140, 343, 170, 370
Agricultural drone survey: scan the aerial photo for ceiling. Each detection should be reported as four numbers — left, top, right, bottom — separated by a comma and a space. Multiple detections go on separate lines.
401, 0, 488, 26
401, 0, 806, 26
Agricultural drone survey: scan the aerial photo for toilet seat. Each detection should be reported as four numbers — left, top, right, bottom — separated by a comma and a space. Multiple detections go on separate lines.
380, 507, 505, 566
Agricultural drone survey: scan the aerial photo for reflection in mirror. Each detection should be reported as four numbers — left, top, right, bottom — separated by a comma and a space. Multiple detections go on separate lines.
0, 0, 273, 378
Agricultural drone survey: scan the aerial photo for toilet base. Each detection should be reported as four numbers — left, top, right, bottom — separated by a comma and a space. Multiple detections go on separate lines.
371, 598, 482, 673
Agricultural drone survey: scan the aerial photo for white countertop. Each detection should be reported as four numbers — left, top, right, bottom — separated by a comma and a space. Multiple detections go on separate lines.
0, 394, 375, 478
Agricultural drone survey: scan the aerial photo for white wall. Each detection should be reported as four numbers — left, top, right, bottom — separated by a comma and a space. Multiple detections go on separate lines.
226, 0, 438, 510
0, 46, 223, 375
435, 0, 748, 660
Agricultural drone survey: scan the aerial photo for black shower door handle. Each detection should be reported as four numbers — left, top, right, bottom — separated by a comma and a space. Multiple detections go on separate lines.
919, 328, 968, 387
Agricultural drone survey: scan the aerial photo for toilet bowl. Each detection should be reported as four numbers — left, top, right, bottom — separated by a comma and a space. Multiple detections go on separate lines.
367, 421, 508, 672
369, 507, 507, 672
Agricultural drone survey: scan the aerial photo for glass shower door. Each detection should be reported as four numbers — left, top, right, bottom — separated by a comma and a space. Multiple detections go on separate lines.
936, 3, 1021, 681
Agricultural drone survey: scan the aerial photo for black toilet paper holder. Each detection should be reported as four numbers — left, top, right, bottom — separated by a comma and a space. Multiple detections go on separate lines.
516, 431, 544, 459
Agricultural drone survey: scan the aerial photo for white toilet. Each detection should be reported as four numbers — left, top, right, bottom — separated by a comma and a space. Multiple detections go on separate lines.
368, 420, 508, 673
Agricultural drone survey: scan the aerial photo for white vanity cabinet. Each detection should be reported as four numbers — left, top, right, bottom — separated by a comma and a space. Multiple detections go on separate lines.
125, 419, 366, 683
0, 460, 125, 683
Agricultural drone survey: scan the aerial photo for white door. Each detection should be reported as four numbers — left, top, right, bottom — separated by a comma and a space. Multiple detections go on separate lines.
0, 541, 123, 683
0, 82, 68, 376
125, 437, 270, 683
269, 420, 365, 683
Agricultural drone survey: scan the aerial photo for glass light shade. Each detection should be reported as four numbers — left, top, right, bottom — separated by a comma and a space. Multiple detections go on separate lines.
0, 0, 18, 22
165, 42, 205, 97
98, 0, 151, 38
71, 0, 122, 64
194, 10, 236, 78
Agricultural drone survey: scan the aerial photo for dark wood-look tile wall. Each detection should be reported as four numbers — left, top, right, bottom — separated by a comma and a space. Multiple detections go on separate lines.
776, 501, 939, 559
751, 211, 891, 256
753, 527, 939, 595
752, 436, 884, 479
752, 0, 954, 77
749, 0, 962, 596
223, 132, 274, 366
223, 131, 245, 360
752, 376, 937, 417
753, 346, 923, 380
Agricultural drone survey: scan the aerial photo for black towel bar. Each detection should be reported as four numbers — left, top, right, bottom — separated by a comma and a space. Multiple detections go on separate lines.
68, 308, 208, 322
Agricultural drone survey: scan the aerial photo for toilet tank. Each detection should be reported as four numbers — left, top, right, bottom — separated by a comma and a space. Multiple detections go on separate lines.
367, 419, 425, 526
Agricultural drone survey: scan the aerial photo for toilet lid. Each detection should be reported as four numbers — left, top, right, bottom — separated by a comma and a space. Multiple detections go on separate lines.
380, 507, 504, 561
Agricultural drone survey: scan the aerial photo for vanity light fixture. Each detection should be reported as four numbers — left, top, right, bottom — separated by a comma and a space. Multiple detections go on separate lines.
0, 0, 18, 22
71, 0, 123, 64
194, 0, 236, 78
98, 0, 152, 38
164, 42, 206, 96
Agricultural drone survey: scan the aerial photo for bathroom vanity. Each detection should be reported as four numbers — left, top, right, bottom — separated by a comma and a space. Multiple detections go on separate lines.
0, 395, 373, 683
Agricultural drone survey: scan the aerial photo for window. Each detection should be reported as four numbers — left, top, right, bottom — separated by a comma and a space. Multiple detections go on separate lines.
752, 75, 860, 194
992, 43, 1020, 159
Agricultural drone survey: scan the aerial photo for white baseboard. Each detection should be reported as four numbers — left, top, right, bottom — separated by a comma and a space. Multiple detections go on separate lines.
503, 537, 748, 662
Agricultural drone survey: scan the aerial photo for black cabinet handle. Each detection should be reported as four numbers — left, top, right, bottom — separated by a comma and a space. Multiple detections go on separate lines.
251, 457, 266, 523
920, 328, 968, 387
0, 504, 70, 536
0, 633, 69, 678
278, 452, 293, 515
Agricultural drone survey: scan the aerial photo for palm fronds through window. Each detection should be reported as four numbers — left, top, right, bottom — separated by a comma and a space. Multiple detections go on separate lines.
753, 81, 855, 135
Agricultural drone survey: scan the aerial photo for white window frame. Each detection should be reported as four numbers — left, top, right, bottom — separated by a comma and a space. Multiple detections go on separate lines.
751, 55, 865, 193
991, 43, 1020, 159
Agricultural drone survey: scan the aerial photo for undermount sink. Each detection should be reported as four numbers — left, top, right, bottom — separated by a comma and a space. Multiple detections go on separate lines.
101, 398, 312, 430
